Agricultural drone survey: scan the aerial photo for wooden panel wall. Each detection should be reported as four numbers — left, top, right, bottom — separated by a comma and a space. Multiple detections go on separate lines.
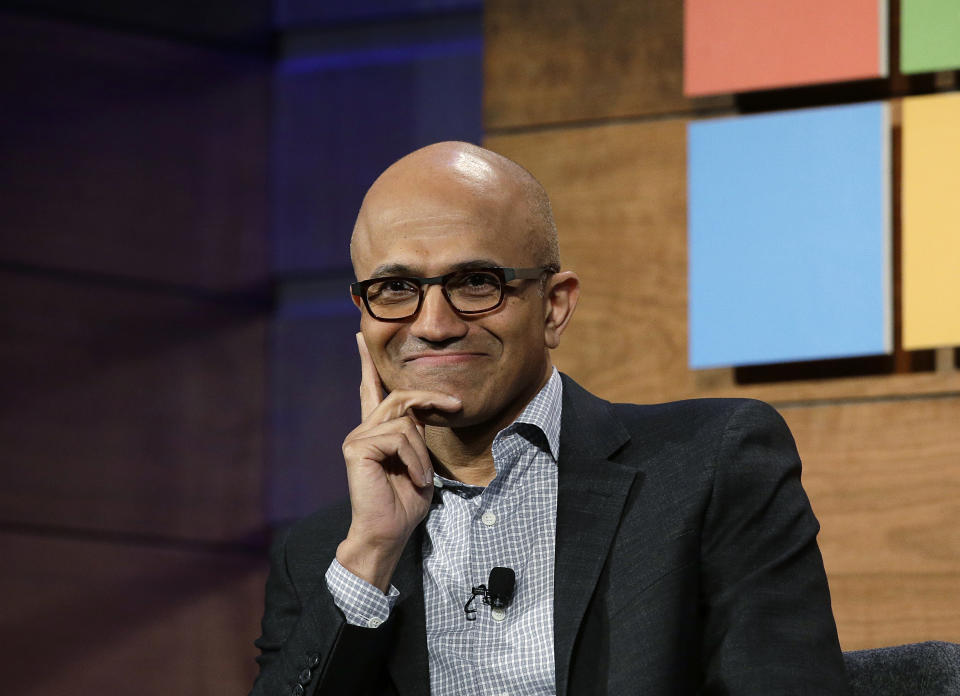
485, 0, 960, 650
783, 398, 960, 649
485, 0, 730, 126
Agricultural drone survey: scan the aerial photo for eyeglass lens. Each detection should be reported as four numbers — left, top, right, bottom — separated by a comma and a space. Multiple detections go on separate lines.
365, 270, 503, 319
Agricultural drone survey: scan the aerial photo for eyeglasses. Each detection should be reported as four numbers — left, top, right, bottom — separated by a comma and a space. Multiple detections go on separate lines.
350, 266, 558, 322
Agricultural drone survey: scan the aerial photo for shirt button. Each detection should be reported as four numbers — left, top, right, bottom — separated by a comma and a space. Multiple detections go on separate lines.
481, 511, 497, 526
367, 617, 383, 628
491, 608, 506, 622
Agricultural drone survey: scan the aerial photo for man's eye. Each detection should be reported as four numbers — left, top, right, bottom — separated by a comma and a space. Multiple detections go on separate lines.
385, 280, 414, 292
368, 279, 418, 303
456, 273, 499, 293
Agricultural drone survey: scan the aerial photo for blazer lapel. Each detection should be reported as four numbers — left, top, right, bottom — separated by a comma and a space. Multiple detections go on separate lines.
553, 375, 638, 696
387, 524, 430, 696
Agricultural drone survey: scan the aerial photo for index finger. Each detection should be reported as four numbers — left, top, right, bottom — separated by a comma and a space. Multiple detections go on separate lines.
357, 332, 383, 420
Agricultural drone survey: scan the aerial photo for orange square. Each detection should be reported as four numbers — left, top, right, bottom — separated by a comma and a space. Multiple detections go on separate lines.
685, 0, 887, 96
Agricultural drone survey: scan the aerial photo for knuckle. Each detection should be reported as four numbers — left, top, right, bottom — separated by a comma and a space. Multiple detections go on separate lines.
343, 424, 365, 443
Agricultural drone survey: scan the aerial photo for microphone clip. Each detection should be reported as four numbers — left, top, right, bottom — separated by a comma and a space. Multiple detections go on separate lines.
464, 567, 515, 621
463, 584, 490, 621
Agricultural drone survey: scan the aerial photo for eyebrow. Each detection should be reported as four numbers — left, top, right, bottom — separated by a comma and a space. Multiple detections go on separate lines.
368, 259, 503, 278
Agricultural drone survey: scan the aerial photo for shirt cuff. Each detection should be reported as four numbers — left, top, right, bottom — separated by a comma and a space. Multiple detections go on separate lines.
325, 558, 400, 628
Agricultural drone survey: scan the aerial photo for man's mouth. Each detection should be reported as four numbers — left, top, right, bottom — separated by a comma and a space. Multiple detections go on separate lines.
402, 352, 485, 366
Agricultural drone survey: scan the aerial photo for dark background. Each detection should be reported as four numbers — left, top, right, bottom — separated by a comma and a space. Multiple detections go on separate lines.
0, 2, 481, 692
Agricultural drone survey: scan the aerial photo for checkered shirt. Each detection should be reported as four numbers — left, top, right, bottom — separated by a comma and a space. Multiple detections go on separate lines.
326, 368, 562, 695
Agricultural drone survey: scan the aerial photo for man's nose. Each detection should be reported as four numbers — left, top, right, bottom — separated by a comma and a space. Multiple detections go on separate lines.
410, 284, 468, 342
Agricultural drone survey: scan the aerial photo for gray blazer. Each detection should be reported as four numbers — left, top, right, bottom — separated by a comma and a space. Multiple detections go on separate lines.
252, 374, 851, 695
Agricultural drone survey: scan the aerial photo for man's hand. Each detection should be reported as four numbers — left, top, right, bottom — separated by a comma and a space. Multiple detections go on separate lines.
336, 333, 461, 592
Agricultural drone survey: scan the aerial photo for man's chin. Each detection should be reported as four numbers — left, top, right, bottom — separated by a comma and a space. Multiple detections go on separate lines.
385, 369, 472, 402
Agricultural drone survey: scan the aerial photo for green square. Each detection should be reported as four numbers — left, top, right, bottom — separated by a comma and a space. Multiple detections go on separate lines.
901, 0, 960, 73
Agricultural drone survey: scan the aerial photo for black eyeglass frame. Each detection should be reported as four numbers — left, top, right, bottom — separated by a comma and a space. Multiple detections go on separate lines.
350, 265, 559, 322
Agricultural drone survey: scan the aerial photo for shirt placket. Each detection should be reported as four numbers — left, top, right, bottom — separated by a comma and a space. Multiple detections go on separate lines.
432, 490, 480, 696
469, 432, 526, 694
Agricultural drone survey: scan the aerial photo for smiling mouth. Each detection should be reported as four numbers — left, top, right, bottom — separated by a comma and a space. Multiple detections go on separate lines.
402, 352, 485, 365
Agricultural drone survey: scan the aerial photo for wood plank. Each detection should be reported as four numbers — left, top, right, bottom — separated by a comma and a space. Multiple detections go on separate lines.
830, 574, 960, 650
781, 398, 960, 577
0, 272, 267, 542
698, 370, 960, 405
484, 0, 731, 129
0, 530, 267, 696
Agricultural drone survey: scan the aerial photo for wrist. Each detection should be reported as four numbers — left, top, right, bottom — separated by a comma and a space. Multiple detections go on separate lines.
336, 533, 406, 593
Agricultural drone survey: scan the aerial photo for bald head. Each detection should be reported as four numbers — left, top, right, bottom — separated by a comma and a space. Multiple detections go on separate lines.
350, 141, 559, 276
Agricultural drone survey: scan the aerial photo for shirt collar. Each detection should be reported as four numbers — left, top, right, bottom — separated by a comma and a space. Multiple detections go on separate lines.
431, 368, 563, 493
507, 367, 562, 462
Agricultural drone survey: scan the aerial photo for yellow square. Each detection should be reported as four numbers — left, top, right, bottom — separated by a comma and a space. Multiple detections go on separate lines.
902, 93, 960, 349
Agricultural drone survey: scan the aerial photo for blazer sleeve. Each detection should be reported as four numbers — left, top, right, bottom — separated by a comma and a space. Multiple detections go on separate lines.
698, 400, 851, 695
250, 525, 397, 696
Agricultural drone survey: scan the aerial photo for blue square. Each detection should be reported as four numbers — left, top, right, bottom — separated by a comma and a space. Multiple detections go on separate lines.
687, 102, 892, 368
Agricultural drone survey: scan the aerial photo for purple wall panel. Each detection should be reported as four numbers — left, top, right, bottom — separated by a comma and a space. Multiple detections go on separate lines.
0, 12, 272, 543
276, 0, 481, 27
269, 286, 360, 522
2, 0, 273, 44
1, 4, 483, 531
0, 4, 482, 690
1, 530, 266, 695
0, 272, 268, 543
0, 13, 270, 290
270, 24, 483, 273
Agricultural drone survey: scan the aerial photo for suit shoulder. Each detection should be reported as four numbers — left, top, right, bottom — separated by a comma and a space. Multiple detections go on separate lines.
610, 397, 785, 439
559, 373, 788, 455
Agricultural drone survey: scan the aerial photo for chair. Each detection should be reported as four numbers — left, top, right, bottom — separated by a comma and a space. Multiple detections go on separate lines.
844, 641, 960, 696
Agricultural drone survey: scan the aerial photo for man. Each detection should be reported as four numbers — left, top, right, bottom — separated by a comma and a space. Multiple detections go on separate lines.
251, 141, 850, 695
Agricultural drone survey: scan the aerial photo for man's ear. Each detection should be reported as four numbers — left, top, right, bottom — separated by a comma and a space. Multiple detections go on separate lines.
543, 271, 580, 349
350, 291, 363, 311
